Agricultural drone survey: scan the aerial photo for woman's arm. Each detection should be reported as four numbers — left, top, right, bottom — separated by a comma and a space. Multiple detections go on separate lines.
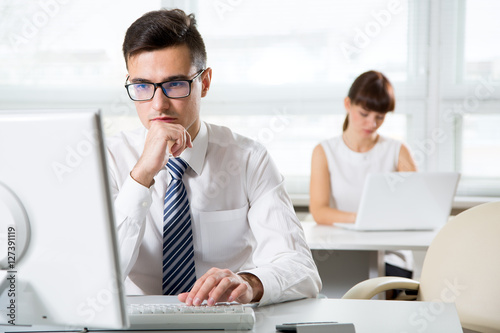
397, 143, 418, 172
309, 144, 356, 225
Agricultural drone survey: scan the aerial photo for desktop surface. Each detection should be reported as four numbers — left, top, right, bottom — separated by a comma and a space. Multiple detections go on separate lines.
2, 297, 463, 333
254, 298, 462, 333
302, 221, 440, 251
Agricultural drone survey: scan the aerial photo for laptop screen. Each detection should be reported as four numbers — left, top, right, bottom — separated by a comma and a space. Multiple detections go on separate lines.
354, 172, 460, 231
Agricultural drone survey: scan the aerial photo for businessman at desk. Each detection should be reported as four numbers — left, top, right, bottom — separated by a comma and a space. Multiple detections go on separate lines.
106, 8, 321, 307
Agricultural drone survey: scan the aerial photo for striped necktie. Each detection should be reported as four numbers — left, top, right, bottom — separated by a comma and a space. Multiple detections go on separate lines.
162, 157, 196, 295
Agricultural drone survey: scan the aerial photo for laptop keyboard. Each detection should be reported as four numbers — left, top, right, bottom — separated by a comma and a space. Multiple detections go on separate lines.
127, 303, 255, 330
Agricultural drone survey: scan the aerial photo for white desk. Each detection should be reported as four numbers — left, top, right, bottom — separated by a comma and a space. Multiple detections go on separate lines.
253, 298, 462, 333
2, 297, 463, 333
302, 221, 439, 251
301, 221, 439, 298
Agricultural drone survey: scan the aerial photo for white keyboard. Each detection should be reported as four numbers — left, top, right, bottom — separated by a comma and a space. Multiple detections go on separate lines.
127, 303, 255, 330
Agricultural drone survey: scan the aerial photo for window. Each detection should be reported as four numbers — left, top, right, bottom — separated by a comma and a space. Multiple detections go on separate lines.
0, 1, 161, 87
461, 114, 500, 178
439, 0, 500, 195
0, 0, 160, 133
184, 0, 423, 194
463, 0, 500, 81
196, 0, 410, 85
2, 0, 498, 198
461, 1, 500, 187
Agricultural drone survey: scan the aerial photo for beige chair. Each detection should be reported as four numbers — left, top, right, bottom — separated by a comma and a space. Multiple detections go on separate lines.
342, 201, 500, 333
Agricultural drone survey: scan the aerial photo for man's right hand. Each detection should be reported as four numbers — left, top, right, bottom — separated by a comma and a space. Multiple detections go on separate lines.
130, 121, 192, 187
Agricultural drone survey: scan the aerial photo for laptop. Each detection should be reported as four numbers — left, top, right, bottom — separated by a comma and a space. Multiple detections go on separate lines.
334, 172, 460, 231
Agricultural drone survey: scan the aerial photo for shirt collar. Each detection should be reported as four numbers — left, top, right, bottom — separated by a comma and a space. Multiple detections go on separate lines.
179, 121, 207, 176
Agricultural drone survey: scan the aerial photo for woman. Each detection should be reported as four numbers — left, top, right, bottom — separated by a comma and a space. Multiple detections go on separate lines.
309, 70, 417, 283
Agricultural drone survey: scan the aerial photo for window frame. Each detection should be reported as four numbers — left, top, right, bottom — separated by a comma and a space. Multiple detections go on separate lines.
438, 0, 500, 196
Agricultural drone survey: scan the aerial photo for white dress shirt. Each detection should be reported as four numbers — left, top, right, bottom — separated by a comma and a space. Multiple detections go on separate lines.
106, 121, 321, 305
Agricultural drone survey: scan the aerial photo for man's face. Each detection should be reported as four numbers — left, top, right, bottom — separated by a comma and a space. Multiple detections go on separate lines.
126, 44, 210, 140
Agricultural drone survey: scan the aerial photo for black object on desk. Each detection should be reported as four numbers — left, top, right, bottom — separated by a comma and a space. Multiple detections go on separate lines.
276, 322, 356, 333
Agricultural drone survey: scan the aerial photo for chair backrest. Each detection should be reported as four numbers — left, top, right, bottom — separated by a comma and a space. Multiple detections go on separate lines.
418, 201, 500, 333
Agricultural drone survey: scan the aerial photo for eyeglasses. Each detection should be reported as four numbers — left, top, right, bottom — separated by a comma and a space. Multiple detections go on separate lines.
125, 69, 205, 101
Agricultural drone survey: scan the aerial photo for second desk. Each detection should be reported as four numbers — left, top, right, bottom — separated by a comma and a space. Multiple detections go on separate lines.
301, 220, 439, 298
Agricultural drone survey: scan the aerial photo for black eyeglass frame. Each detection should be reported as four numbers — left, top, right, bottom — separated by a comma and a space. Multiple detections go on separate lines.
124, 69, 206, 101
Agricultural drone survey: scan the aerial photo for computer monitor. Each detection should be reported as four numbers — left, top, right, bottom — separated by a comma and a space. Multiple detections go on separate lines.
0, 109, 128, 330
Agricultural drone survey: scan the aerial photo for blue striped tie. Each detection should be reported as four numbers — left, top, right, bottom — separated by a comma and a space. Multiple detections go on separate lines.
162, 157, 196, 295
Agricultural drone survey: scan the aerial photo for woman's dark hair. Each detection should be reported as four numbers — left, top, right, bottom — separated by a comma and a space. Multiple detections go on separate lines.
343, 70, 395, 131
122, 9, 207, 70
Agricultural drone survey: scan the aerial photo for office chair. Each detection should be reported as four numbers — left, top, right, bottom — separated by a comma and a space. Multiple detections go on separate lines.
342, 201, 500, 333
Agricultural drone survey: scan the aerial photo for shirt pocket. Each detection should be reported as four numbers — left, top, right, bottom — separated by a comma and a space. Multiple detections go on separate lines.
197, 204, 249, 263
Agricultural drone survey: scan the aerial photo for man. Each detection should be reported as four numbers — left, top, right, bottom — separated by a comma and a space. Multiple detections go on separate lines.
107, 8, 321, 306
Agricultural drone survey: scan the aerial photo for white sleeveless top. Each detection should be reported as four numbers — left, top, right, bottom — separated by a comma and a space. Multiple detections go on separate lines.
321, 135, 413, 271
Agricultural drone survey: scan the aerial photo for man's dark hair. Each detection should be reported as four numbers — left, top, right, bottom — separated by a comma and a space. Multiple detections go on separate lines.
122, 9, 207, 70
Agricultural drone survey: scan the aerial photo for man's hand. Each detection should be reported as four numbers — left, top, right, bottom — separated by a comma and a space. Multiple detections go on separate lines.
178, 268, 263, 306
130, 121, 192, 187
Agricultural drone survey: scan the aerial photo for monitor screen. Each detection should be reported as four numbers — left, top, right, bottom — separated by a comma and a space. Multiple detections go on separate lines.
0, 109, 128, 330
